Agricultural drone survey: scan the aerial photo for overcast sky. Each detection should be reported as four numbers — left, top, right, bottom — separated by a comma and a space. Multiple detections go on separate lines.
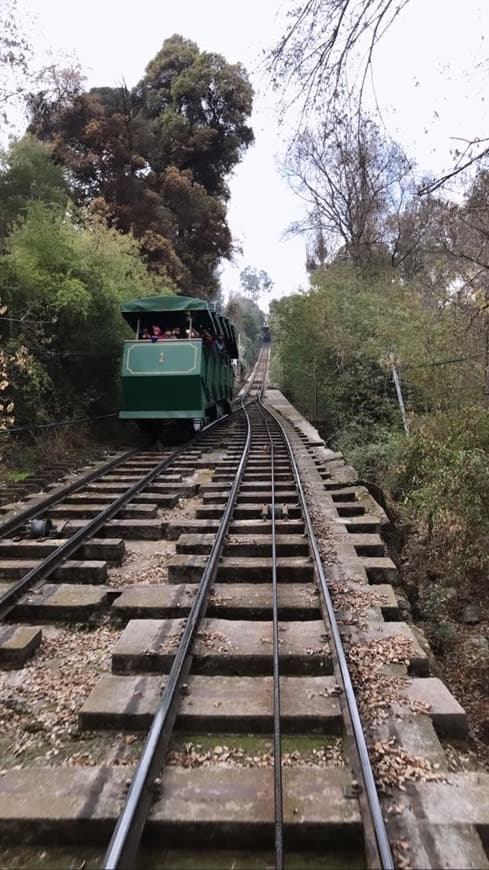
14, 0, 489, 307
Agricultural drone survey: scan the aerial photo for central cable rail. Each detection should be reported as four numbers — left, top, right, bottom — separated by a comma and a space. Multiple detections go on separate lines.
257, 396, 284, 870
255, 347, 284, 869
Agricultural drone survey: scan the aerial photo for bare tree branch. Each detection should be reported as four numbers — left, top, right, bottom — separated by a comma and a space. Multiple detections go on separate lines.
419, 142, 489, 196
284, 111, 413, 268
268, 0, 411, 119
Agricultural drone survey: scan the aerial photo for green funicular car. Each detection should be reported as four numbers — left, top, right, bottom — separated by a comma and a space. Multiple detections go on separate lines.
119, 295, 239, 435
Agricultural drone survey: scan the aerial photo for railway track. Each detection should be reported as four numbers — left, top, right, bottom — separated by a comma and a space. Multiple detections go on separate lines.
99, 351, 392, 869
0, 350, 265, 634
0, 346, 486, 869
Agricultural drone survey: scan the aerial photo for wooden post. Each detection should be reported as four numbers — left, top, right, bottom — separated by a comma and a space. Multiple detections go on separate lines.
392, 364, 409, 435
313, 359, 318, 419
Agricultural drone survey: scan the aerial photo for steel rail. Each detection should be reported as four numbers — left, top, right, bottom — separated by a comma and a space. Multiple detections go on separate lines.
1, 342, 267, 542
236, 341, 269, 405
262, 401, 395, 870
0, 432, 208, 618
271, 442, 284, 870
256, 345, 284, 867
103, 405, 252, 870
237, 347, 263, 400
256, 398, 284, 870
0, 408, 239, 619
0, 446, 141, 540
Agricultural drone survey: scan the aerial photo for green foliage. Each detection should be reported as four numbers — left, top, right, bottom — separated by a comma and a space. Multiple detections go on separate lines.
396, 411, 489, 581
143, 36, 254, 196
272, 259, 489, 598
339, 424, 405, 489
429, 621, 458, 657
225, 293, 264, 368
272, 260, 482, 429
401, 410, 489, 519
239, 266, 273, 302
0, 136, 69, 241
271, 264, 409, 437
0, 200, 173, 425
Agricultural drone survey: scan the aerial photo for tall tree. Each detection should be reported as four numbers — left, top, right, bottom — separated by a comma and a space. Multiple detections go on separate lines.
285, 112, 413, 268
387, 194, 457, 305
226, 293, 264, 367
269, 1, 489, 193
28, 35, 254, 296
141, 35, 254, 196
0, 0, 31, 127
239, 266, 274, 302
0, 135, 69, 242
441, 170, 489, 402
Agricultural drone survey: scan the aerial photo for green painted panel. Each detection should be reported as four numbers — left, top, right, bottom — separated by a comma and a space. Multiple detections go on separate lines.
119, 338, 235, 420
123, 340, 201, 376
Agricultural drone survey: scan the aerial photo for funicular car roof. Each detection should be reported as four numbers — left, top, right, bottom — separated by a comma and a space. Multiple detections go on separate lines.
121, 295, 239, 359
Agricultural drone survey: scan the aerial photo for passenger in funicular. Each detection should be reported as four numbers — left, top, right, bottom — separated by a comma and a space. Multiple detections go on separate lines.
148, 325, 173, 340
202, 329, 214, 348
140, 319, 207, 341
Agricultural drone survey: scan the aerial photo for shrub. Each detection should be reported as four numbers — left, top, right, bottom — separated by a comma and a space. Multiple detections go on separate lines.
429, 621, 458, 656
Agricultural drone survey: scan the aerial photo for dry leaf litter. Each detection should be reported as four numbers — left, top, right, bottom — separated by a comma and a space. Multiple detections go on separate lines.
370, 738, 445, 791
0, 463, 220, 778
166, 739, 343, 769
304, 448, 444, 870
348, 637, 431, 724
107, 540, 175, 588
0, 622, 127, 771
162, 493, 204, 521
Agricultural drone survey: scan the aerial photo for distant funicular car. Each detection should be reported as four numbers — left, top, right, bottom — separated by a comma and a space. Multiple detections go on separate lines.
119, 295, 239, 436
263, 324, 271, 342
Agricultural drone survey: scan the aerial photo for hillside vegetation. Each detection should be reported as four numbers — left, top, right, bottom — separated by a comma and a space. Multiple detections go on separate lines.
272, 259, 489, 735
0, 33, 254, 453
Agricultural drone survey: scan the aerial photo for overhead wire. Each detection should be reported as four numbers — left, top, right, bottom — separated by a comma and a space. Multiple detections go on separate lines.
402, 351, 488, 370
0, 315, 58, 325
5, 413, 118, 435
